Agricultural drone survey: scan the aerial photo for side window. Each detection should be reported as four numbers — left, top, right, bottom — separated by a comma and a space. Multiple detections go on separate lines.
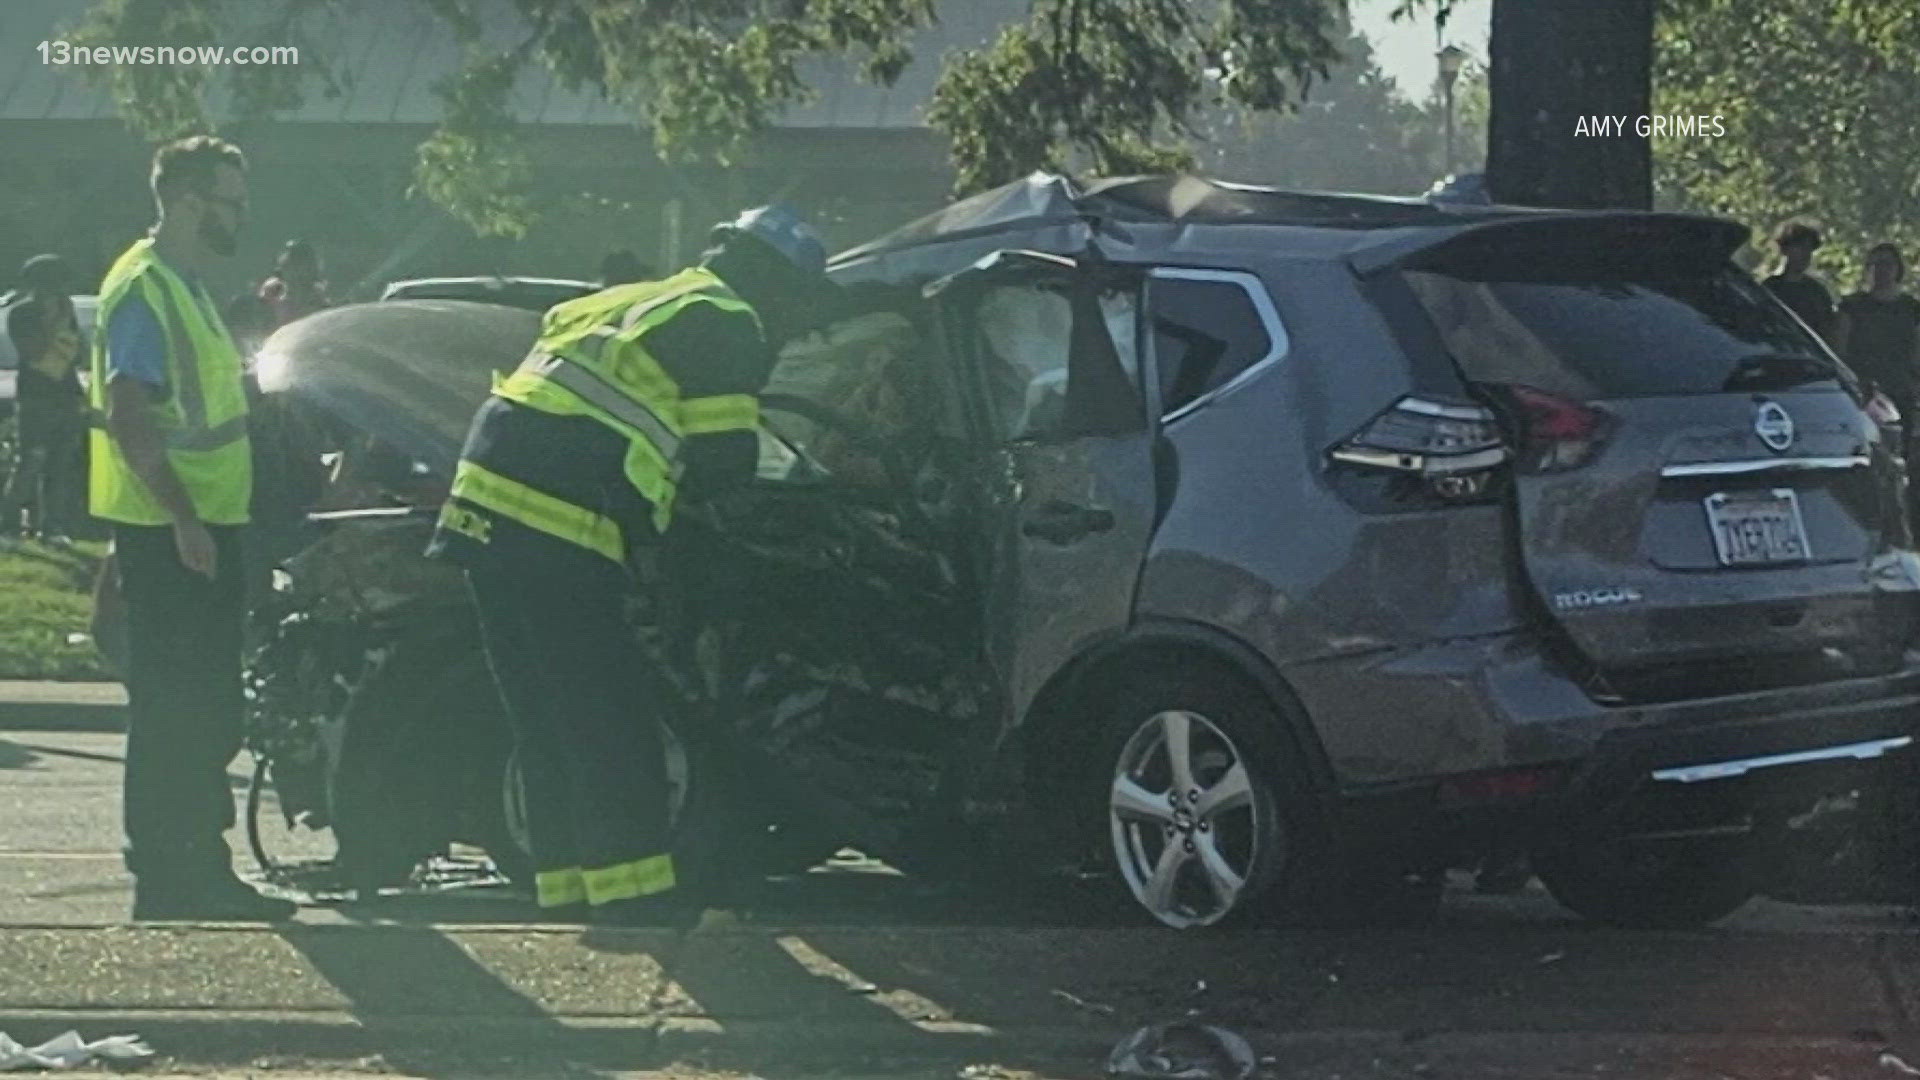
1148, 271, 1284, 419
976, 285, 1072, 441
973, 283, 1142, 442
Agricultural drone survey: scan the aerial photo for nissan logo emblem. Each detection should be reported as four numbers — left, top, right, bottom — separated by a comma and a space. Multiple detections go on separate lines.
1754, 400, 1795, 452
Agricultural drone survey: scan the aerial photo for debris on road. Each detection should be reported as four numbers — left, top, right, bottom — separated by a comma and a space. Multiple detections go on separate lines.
1537, 950, 1567, 964
693, 908, 741, 933
1107, 1021, 1255, 1080
0, 1030, 152, 1071
1051, 988, 1117, 1015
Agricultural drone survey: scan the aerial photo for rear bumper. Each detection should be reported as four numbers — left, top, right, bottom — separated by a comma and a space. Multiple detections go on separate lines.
1330, 653, 1920, 864
1546, 672, 1920, 840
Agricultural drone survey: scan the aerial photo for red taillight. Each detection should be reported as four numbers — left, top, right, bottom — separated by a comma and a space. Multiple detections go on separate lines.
1497, 385, 1611, 472
1436, 765, 1567, 809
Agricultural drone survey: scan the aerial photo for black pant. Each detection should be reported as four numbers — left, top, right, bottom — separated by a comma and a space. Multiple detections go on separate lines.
114, 523, 247, 886
4, 398, 84, 535
463, 539, 676, 907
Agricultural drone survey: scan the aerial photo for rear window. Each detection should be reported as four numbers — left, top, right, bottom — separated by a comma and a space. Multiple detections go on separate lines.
1404, 267, 1844, 399
1150, 273, 1278, 416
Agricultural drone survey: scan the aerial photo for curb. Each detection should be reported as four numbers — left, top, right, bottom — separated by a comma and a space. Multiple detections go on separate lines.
0, 700, 124, 732
0, 1011, 1892, 1075
0, 682, 125, 733
0, 1010, 1119, 1072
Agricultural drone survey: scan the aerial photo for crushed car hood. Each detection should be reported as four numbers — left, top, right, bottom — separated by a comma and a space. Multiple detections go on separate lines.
255, 300, 540, 478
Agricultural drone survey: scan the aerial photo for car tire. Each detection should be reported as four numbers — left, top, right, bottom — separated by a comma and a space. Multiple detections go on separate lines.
1087, 659, 1342, 929
1534, 836, 1758, 928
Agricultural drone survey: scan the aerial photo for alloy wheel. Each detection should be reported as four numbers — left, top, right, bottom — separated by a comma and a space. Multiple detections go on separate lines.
1109, 709, 1267, 928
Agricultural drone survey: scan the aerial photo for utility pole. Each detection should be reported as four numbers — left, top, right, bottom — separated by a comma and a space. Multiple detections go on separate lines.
1484, 0, 1654, 209
1437, 43, 1468, 175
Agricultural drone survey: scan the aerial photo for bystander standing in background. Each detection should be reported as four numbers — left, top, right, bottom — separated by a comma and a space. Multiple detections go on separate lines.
258, 240, 330, 328
225, 240, 331, 357
2, 254, 88, 541
1836, 243, 1920, 410
242, 240, 332, 571
1763, 222, 1837, 341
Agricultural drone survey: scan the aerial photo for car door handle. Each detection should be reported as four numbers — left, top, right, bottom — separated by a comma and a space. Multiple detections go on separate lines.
1020, 500, 1115, 544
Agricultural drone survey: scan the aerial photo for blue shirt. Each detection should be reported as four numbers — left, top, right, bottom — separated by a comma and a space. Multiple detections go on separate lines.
105, 294, 170, 399
104, 272, 221, 402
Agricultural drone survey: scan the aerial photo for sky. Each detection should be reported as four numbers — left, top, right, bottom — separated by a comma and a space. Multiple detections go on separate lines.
1349, 0, 1492, 103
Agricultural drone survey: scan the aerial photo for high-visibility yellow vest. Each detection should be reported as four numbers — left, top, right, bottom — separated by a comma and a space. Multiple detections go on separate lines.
448, 267, 762, 560
88, 238, 252, 526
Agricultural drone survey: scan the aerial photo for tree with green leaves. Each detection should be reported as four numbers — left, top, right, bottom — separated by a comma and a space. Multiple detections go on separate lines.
1656, 0, 1920, 286
72, 0, 939, 238
72, 0, 1359, 236
925, 0, 1345, 195
1198, 23, 1472, 196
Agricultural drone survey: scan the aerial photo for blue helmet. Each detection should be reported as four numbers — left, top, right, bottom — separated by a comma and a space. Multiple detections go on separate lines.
711, 204, 827, 277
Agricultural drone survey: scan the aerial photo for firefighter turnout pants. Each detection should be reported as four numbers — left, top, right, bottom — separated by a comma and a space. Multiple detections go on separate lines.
464, 539, 678, 910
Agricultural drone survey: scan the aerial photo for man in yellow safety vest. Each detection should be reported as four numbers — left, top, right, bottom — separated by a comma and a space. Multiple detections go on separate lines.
428, 205, 830, 924
90, 135, 295, 922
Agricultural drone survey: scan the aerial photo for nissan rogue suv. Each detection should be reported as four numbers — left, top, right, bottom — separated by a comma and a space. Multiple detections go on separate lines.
249, 174, 1920, 930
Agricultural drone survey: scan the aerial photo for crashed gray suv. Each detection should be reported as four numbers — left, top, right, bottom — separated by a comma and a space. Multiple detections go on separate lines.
250, 174, 1920, 930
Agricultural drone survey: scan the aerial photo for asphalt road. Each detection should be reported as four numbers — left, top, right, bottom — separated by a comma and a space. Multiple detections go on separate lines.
4, 730, 1920, 1079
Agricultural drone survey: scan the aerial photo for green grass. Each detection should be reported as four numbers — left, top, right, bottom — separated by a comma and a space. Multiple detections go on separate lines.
0, 538, 112, 680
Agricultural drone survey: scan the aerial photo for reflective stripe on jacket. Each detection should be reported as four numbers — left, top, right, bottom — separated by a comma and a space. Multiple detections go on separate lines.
454, 267, 762, 558
446, 461, 625, 564
88, 238, 252, 525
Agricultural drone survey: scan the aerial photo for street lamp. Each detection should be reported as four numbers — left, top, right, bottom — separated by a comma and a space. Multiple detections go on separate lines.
1436, 44, 1469, 174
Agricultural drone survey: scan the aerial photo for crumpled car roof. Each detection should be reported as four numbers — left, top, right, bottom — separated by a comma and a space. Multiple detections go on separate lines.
828, 171, 1748, 294
261, 173, 1736, 475
825, 171, 1529, 285
833, 172, 1477, 259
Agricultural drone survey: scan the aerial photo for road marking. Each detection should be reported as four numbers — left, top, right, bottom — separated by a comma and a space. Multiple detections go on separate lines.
775, 934, 982, 1031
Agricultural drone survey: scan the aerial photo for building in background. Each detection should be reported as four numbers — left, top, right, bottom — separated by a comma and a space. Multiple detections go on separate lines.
0, 1, 1460, 302
0, 0, 1030, 302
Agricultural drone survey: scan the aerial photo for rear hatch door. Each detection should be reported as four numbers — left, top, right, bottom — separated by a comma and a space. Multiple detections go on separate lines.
1386, 217, 1918, 693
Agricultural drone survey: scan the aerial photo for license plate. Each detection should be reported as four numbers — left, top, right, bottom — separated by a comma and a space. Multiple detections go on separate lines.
1704, 488, 1811, 566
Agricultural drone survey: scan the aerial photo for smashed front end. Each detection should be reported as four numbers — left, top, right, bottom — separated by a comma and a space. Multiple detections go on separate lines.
244, 293, 988, 880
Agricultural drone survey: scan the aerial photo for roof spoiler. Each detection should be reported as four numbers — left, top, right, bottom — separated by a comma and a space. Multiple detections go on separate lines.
1347, 211, 1750, 277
